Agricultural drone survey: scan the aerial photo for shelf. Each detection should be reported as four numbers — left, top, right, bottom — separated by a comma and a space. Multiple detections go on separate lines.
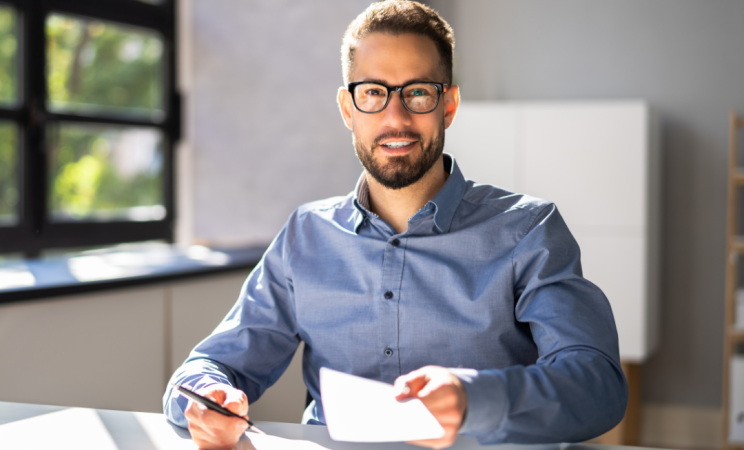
729, 328, 744, 342
731, 236, 744, 253
734, 170, 744, 185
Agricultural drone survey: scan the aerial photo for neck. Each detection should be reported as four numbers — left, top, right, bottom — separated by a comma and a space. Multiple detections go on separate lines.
367, 155, 449, 234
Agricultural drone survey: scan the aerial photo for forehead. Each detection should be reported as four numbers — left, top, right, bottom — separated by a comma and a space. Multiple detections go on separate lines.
350, 32, 442, 84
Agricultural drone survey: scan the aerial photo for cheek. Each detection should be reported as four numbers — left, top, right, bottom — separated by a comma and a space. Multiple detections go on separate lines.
351, 116, 377, 142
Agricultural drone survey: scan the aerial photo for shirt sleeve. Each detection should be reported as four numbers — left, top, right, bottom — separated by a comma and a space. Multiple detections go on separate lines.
454, 203, 628, 444
163, 221, 300, 428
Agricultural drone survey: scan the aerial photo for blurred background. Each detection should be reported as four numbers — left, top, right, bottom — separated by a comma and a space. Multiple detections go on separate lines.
1, 1, 743, 449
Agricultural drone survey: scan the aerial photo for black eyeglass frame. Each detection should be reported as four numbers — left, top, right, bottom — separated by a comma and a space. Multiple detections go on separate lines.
347, 81, 448, 114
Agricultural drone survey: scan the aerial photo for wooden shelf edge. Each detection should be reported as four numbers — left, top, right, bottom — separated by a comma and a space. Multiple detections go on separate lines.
726, 112, 743, 450
731, 236, 744, 253
729, 328, 744, 342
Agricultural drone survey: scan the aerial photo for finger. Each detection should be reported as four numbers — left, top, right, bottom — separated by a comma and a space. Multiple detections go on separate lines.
394, 373, 429, 399
201, 387, 227, 405
200, 408, 248, 433
223, 388, 249, 416
416, 377, 446, 399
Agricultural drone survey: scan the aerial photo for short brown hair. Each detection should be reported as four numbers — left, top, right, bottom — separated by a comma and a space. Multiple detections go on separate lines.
341, 0, 455, 85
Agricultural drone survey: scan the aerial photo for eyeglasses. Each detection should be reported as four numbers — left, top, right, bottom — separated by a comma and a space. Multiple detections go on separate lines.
348, 81, 448, 114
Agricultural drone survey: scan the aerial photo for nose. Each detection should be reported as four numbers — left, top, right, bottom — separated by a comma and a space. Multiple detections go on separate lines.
379, 90, 413, 128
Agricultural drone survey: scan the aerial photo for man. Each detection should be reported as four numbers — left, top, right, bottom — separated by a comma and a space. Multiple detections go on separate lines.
164, 1, 628, 449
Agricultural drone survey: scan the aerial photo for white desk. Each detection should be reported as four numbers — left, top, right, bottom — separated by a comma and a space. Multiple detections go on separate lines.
0, 401, 673, 450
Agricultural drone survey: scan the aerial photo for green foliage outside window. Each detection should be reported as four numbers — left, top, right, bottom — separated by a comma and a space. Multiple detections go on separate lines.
0, 123, 17, 224
48, 125, 163, 221
46, 14, 164, 118
0, 6, 18, 105
43, 15, 165, 222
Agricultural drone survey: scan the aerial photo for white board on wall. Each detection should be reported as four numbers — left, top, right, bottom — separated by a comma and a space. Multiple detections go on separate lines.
445, 101, 660, 363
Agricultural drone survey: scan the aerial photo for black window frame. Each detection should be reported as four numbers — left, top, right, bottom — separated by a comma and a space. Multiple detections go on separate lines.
0, 0, 180, 258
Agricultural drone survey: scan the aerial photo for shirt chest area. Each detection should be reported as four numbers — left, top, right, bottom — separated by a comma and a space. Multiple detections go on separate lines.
287, 224, 528, 381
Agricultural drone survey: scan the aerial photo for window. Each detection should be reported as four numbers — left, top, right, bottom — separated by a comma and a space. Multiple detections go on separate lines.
0, 0, 179, 257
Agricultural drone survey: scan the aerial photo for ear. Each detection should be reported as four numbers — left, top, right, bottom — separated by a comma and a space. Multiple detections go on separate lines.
337, 87, 354, 131
442, 85, 460, 130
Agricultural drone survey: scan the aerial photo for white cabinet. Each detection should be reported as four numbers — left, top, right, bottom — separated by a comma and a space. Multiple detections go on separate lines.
0, 270, 307, 422
446, 101, 660, 362
0, 285, 167, 412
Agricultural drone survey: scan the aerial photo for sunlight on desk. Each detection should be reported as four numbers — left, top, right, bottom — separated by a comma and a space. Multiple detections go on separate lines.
0, 408, 118, 449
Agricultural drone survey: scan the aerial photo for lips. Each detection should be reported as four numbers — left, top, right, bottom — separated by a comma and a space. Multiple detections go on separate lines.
378, 141, 417, 155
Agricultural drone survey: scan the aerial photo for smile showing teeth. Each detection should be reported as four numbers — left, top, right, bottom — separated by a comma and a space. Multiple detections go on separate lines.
383, 141, 412, 149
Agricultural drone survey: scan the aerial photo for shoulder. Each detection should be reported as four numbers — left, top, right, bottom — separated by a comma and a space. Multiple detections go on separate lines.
287, 192, 358, 228
461, 180, 554, 219
295, 194, 354, 216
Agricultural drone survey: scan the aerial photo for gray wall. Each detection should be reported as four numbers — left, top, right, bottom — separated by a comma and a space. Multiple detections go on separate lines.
426, 0, 743, 408
188, 0, 370, 246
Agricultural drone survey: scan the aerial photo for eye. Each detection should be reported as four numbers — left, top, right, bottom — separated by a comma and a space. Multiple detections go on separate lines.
365, 88, 385, 97
404, 85, 433, 98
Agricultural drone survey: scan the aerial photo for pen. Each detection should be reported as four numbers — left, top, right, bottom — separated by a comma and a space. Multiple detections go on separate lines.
176, 384, 267, 435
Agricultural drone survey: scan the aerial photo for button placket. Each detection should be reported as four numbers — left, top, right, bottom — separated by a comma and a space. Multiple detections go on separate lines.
377, 237, 406, 382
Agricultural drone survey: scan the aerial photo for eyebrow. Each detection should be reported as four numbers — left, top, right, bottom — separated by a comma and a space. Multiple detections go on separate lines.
355, 77, 440, 86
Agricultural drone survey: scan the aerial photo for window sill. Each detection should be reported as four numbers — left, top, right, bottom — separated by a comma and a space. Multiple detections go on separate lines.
0, 243, 266, 304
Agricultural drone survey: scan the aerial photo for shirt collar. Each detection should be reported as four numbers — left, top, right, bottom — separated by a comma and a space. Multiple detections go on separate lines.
352, 153, 467, 234
351, 175, 371, 233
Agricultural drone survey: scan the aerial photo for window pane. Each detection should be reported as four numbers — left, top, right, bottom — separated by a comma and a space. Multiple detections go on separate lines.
0, 5, 18, 106
46, 14, 164, 120
0, 122, 18, 226
48, 123, 165, 222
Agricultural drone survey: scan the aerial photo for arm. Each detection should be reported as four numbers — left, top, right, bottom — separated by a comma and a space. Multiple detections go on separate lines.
458, 203, 628, 443
397, 203, 628, 445
163, 221, 300, 429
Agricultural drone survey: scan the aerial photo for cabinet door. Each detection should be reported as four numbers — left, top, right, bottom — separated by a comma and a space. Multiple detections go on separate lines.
516, 102, 648, 229
446, 101, 657, 362
517, 103, 652, 361
444, 103, 518, 191
0, 286, 166, 412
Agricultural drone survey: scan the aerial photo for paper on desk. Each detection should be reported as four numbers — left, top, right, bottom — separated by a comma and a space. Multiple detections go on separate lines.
320, 367, 445, 442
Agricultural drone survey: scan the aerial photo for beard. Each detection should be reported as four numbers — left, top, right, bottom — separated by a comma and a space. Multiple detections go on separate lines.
354, 121, 445, 190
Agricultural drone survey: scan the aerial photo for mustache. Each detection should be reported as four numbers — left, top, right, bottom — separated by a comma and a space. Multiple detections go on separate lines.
373, 131, 422, 147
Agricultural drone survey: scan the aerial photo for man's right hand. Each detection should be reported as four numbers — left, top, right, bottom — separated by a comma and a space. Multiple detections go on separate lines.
183, 384, 250, 450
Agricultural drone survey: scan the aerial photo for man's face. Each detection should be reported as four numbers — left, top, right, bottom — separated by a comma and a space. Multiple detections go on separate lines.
338, 33, 459, 190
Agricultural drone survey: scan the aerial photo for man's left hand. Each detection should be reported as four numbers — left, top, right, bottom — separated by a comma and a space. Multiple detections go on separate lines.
393, 366, 468, 449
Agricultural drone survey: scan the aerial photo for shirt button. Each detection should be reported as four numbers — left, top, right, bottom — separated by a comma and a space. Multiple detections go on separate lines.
391, 239, 400, 247
384, 291, 394, 300
384, 348, 394, 357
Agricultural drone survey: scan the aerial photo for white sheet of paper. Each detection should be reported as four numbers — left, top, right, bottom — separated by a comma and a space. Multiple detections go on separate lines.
320, 367, 445, 442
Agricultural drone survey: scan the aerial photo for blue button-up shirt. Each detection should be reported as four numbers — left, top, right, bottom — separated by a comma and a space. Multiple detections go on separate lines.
164, 154, 628, 444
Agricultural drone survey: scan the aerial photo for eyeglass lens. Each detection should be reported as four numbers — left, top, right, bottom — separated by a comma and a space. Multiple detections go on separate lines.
353, 83, 439, 113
